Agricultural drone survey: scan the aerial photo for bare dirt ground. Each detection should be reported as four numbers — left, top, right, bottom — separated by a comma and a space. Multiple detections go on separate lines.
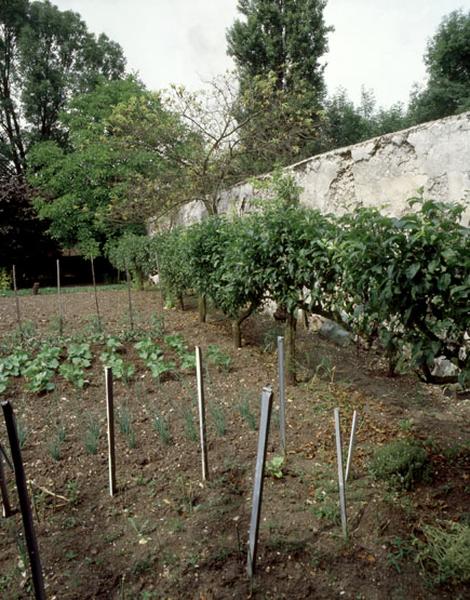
0, 289, 469, 599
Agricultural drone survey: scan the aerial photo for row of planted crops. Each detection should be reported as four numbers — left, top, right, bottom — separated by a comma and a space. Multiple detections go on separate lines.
106, 175, 469, 387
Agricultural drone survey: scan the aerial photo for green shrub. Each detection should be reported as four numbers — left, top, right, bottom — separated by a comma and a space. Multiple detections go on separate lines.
0, 268, 11, 292
416, 521, 470, 584
369, 439, 430, 489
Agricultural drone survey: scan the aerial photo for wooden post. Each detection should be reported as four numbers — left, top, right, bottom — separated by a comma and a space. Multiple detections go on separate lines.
247, 386, 273, 578
56, 258, 63, 336
277, 336, 286, 455
334, 408, 348, 539
345, 410, 358, 483
195, 346, 208, 481
0, 444, 13, 517
105, 367, 116, 496
90, 258, 102, 332
2, 401, 46, 599
12, 265, 22, 333
125, 267, 134, 331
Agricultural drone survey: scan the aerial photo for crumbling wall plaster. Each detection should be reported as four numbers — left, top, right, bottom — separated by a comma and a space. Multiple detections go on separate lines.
172, 111, 470, 226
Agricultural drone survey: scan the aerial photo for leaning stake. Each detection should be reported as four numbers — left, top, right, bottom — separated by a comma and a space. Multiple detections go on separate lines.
105, 367, 116, 496
125, 267, 134, 331
334, 407, 348, 539
12, 264, 22, 333
277, 336, 286, 454
2, 401, 46, 599
0, 443, 13, 517
56, 259, 63, 336
195, 347, 208, 481
91, 257, 102, 332
345, 410, 358, 483
247, 385, 273, 578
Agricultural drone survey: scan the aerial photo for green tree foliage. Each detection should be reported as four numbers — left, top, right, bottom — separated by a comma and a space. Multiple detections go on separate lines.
321, 87, 410, 152
227, 0, 333, 172
151, 174, 469, 387
107, 233, 154, 290
227, 0, 332, 96
0, 0, 126, 270
108, 88, 202, 222
409, 10, 470, 123
0, 0, 126, 176
28, 78, 146, 253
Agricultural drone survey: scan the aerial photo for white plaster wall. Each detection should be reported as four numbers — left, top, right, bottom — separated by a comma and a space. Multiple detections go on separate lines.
170, 111, 470, 226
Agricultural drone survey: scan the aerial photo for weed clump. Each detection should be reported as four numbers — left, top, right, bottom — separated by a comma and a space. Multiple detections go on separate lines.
369, 439, 429, 490
416, 521, 470, 584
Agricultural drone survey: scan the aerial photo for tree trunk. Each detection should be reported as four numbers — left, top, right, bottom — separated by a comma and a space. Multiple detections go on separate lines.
178, 294, 185, 311
198, 295, 207, 323
285, 310, 297, 385
232, 319, 242, 349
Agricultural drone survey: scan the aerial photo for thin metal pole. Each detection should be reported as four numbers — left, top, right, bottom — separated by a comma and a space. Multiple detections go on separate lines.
2, 401, 46, 599
247, 385, 273, 578
12, 265, 22, 333
105, 367, 116, 496
195, 346, 208, 481
345, 410, 358, 483
0, 445, 13, 517
334, 408, 348, 539
277, 336, 286, 455
91, 258, 102, 332
56, 259, 63, 336
125, 267, 134, 331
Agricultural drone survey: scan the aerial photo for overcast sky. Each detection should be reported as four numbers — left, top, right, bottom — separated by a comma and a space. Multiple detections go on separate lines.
53, 0, 470, 108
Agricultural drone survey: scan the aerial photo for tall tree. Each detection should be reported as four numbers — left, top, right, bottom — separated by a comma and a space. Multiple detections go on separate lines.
409, 9, 470, 123
227, 0, 332, 96
226, 0, 333, 172
0, 0, 126, 270
0, 0, 126, 177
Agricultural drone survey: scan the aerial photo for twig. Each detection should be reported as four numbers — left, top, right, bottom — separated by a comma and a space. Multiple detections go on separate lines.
27, 480, 69, 503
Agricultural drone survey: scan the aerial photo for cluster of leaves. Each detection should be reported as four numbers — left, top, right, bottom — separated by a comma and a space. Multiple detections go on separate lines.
59, 343, 92, 389
152, 174, 469, 386
0, 350, 29, 393
134, 337, 174, 382
100, 336, 135, 382
23, 346, 61, 393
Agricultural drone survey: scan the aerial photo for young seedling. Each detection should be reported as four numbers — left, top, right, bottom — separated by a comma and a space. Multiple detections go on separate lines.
153, 413, 172, 445
117, 404, 136, 449
84, 418, 100, 455
239, 395, 257, 431
210, 403, 227, 437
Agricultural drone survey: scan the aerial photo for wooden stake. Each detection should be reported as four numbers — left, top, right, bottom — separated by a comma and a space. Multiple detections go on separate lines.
345, 410, 358, 483
56, 258, 63, 336
334, 408, 348, 539
0, 444, 12, 517
277, 336, 286, 455
91, 257, 102, 332
2, 401, 46, 600
195, 346, 208, 481
247, 385, 273, 578
105, 367, 116, 496
125, 267, 134, 331
12, 265, 22, 333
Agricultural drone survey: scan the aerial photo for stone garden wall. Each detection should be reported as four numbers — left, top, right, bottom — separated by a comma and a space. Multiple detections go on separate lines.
173, 111, 470, 225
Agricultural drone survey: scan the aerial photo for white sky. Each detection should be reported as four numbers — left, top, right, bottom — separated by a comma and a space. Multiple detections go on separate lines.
53, 0, 470, 108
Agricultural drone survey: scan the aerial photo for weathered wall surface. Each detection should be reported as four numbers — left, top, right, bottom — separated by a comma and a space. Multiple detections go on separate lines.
173, 111, 470, 225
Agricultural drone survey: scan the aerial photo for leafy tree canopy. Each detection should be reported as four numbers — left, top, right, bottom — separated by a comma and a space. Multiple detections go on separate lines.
409, 9, 470, 123
28, 77, 147, 255
0, 0, 126, 176
227, 0, 333, 173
